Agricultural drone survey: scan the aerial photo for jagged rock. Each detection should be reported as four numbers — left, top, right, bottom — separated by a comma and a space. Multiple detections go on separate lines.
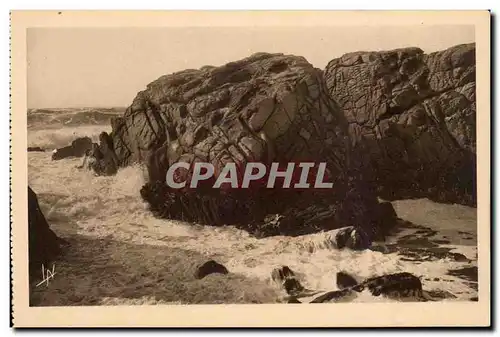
194, 260, 229, 279
283, 278, 305, 295
119, 52, 382, 238
27, 146, 44, 152
28, 186, 66, 277
324, 43, 476, 206
354, 272, 424, 297
336, 271, 359, 289
308, 271, 425, 302
51, 136, 93, 160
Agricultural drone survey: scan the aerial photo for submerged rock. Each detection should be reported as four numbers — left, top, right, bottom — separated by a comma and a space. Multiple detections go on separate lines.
194, 260, 229, 279
93, 132, 119, 176
324, 43, 476, 206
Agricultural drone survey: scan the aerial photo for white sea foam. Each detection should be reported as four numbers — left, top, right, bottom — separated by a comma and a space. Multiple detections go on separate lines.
28, 121, 478, 303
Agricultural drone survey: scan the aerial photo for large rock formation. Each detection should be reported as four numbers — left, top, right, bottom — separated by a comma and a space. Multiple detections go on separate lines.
28, 186, 65, 277
110, 53, 385, 238
324, 43, 476, 206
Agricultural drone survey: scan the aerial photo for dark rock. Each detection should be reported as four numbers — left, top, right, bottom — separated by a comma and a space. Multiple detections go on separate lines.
28, 186, 66, 277
310, 289, 355, 303
283, 278, 304, 295
287, 297, 302, 303
51, 137, 93, 160
449, 253, 469, 262
469, 296, 479, 302
271, 266, 305, 296
324, 43, 476, 206
27, 146, 44, 152
90, 132, 119, 176
432, 239, 451, 244
334, 226, 371, 250
447, 266, 478, 282
336, 271, 359, 289
194, 260, 229, 279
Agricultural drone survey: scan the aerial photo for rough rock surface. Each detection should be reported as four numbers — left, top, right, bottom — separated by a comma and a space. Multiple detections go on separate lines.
324, 43, 476, 206
28, 186, 65, 276
310, 272, 425, 303
113, 52, 383, 237
355, 272, 424, 298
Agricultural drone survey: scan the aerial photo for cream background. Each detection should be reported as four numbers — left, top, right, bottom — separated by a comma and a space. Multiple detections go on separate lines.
11, 10, 490, 327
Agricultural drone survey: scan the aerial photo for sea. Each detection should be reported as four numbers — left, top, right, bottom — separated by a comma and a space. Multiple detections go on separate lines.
27, 107, 479, 305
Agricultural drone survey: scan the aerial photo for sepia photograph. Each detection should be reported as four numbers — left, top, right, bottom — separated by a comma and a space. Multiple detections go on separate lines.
10, 10, 491, 327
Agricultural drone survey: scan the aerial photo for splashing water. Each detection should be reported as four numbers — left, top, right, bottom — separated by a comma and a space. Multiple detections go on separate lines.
28, 122, 478, 304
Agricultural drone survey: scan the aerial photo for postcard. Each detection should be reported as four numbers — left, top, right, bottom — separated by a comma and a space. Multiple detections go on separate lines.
10, 10, 490, 327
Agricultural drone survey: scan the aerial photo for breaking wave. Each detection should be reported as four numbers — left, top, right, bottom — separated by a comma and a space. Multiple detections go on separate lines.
27, 107, 125, 130
27, 108, 479, 304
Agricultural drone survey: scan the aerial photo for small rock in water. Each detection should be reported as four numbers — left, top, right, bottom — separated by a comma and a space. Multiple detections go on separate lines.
283, 278, 304, 295
287, 297, 302, 303
336, 271, 359, 289
335, 226, 370, 250
27, 146, 45, 152
449, 253, 469, 262
310, 289, 355, 303
271, 266, 306, 296
447, 266, 478, 282
271, 265, 295, 284
363, 272, 423, 297
194, 260, 229, 279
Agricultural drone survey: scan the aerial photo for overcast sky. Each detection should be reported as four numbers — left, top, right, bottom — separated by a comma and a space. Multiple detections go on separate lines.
27, 26, 475, 108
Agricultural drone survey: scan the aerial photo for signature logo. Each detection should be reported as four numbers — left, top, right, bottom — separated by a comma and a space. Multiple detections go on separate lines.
35, 264, 56, 287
